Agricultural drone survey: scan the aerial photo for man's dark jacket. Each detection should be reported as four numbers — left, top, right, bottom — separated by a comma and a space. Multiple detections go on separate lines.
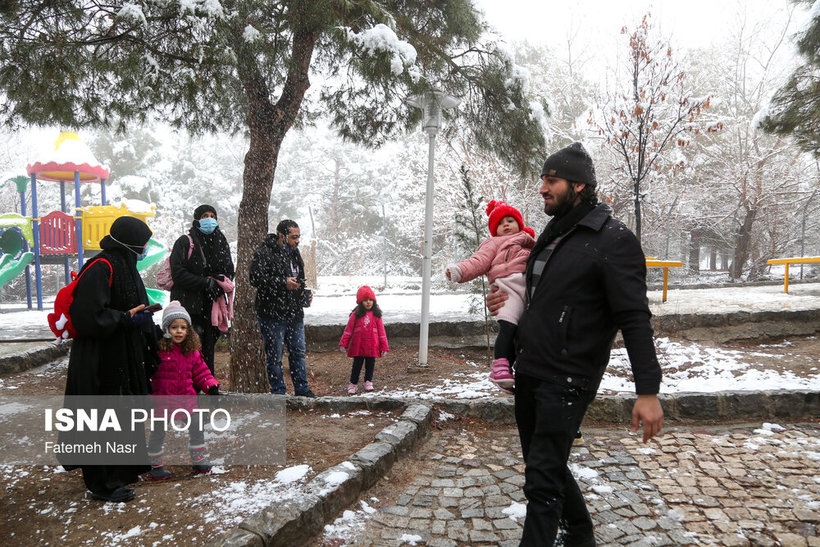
515, 203, 662, 395
249, 234, 306, 319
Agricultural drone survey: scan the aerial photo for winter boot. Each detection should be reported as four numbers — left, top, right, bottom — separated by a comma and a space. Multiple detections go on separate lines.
190, 446, 212, 474
364, 381, 374, 392
348, 383, 358, 395
149, 466, 172, 481
489, 358, 515, 393
147, 451, 172, 480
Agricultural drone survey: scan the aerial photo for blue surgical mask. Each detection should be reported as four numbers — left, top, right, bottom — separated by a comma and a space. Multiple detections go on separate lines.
136, 251, 147, 261
198, 218, 218, 234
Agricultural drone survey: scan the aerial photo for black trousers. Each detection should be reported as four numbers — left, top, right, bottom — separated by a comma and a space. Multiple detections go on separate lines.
349, 356, 375, 384
494, 319, 517, 362
515, 372, 596, 546
192, 315, 219, 375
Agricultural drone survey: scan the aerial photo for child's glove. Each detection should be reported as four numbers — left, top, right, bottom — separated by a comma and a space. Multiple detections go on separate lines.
339, 346, 347, 353
445, 264, 462, 283
208, 386, 220, 395
380, 351, 386, 357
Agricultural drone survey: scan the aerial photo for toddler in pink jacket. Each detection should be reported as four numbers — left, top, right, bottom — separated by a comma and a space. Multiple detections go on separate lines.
147, 301, 220, 480
339, 286, 389, 395
446, 201, 535, 393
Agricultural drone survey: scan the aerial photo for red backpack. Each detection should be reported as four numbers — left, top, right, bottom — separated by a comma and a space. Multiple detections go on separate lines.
47, 258, 113, 340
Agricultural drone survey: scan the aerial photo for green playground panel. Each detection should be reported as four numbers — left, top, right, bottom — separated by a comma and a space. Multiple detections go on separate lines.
0, 214, 34, 248
145, 288, 169, 308
136, 238, 167, 271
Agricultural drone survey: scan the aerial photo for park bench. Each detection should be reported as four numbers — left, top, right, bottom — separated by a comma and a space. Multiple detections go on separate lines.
766, 256, 820, 293
645, 258, 683, 303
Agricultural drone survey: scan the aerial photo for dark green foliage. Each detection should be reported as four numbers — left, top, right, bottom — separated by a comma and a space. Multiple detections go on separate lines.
0, 0, 545, 171
761, 0, 820, 157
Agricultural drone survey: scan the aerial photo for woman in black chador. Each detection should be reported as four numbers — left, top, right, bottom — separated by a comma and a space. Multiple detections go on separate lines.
63, 216, 159, 502
169, 204, 234, 373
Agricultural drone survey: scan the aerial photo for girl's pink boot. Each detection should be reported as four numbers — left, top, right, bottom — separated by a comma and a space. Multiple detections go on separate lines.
489, 358, 515, 393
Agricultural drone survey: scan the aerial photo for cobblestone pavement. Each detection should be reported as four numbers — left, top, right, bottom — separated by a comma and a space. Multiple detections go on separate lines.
317, 420, 820, 546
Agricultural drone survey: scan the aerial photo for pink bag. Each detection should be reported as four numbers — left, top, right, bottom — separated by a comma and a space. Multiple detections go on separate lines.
155, 235, 193, 290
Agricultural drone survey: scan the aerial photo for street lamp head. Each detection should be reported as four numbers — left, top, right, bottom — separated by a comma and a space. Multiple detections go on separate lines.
407, 89, 460, 135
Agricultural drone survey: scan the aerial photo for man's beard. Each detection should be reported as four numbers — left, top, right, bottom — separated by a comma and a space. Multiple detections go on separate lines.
544, 186, 577, 217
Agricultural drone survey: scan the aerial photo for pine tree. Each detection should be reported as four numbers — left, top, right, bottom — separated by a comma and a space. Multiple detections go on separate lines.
761, 0, 820, 157
0, 1, 547, 392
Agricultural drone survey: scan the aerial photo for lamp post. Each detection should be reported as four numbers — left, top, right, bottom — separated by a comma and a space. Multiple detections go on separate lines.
407, 89, 460, 368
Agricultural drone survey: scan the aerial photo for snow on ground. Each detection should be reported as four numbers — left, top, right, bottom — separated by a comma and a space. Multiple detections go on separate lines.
1, 279, 819, 394
1, 278, 818, 542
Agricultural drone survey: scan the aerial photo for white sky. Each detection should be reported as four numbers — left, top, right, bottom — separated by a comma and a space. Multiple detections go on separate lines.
475, 0, 810, 79
477, 0, 800, 49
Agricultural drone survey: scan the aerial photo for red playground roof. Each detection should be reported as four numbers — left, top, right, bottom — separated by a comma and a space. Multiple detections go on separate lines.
26, 131, 110, 182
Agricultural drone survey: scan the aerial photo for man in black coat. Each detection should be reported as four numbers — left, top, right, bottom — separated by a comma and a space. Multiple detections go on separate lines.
488, 142, 664, 546
249, 219, 315, 397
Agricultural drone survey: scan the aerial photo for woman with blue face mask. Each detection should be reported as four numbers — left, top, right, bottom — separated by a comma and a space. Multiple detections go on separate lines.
168, 205, 235, 374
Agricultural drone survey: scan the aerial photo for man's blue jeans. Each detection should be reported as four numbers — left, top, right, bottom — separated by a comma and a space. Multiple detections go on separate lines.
257, 315, 309, 394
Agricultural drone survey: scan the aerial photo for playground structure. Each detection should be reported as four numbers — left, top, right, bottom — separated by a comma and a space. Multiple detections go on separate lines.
0, 131, 167, 310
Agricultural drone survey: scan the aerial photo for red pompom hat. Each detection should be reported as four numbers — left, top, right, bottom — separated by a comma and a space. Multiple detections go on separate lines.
486, 200, 535, 238
356, 285, 377, 304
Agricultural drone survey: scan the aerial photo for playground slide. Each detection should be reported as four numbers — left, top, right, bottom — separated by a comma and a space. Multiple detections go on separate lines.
0, 252, 34, 289
139, 239, 170, 308
136, 238, 167, 271
145, 287, 170, 309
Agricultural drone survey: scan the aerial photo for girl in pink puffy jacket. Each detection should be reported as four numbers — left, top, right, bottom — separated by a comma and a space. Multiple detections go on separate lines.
445, 201, 535, 394
339, 286, 389, 395
147, 301, 220, 480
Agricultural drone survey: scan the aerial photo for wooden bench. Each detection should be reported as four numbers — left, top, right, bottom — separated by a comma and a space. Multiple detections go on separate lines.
645, 258, 683, 303
766, 256, 820, 293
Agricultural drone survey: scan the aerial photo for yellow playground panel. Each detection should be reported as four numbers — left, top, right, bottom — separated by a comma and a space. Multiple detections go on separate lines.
82, 204, 156, 250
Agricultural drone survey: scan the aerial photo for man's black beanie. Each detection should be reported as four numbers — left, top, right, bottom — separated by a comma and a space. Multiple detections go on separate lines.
540, 142, 597, 186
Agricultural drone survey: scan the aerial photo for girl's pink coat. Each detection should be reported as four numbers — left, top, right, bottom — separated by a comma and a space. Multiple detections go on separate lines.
152, 345, 219, 397
455, 231, 535, 284
339, 311, 389, 358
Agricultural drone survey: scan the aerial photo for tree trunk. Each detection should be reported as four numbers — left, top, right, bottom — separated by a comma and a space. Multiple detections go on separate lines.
229, 28, 318, 392
730, 205, 757, 280
688, 229, 701, 274
633, 177, 642, 242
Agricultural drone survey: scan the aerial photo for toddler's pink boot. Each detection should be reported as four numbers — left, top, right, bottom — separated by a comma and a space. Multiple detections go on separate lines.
489, 358, 515, 394
348, 383, 358, 395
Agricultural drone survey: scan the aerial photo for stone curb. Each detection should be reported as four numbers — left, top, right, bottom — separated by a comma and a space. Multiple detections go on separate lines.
0, 340, 70, 375
426, 390, 819, 425
209, 401, 434, 547
305, 308, 820, 349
